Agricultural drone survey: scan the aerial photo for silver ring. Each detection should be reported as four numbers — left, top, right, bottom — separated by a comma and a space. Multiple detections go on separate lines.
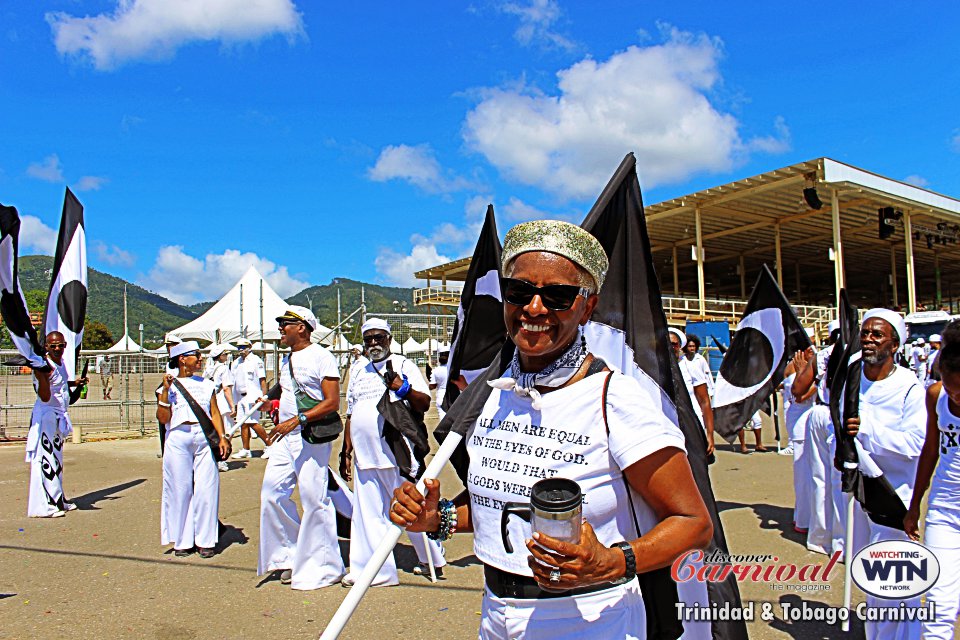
549, 569, 561, 583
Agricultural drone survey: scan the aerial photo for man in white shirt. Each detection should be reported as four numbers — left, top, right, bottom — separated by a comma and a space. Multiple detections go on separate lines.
341, 318, 445, 586
845, 309, 926, 640
258, 306, 345, 589
231, 338, 270, 459
429, 348, 450, 420
682, 334, 714, 397
669, 328, 715, 458
910, 337, 928, 382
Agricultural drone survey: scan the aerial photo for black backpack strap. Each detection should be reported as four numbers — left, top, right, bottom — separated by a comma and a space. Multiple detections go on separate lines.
171, 378, 223, 461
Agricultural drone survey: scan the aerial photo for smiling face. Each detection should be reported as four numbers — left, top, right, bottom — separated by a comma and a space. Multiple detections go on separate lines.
503, 252, 598, 371
363, 330, 391, 362
45, 332, 66, 365
860, 317, 898, 366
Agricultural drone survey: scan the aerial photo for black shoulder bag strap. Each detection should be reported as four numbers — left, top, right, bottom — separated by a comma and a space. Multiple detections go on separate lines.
600, 368, 684, 640
171, 378, 224, 462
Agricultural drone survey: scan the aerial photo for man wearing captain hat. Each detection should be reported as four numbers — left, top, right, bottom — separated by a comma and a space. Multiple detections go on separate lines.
258, 305, 346, 589
230, 337, 270, 459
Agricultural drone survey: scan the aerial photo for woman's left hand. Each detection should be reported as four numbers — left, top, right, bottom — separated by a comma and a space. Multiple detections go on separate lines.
525, 521, 624, 589
218, 436, 231, 459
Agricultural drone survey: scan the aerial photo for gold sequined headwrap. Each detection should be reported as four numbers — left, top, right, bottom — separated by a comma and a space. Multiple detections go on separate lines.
501, 220, 609, 292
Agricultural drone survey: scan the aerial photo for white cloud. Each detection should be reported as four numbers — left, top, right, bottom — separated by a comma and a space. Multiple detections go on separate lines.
141, 246, 309, 304
499, 0, 576, 51
951, 131, 960, 153
26, 155, 64, 182
745, 116, 792, 154
74, 175, 109, 191
368, 144, 476, 194
464, 194, 493, 220
375, 243, 452, 287
904, 174, 930, 188
501, 196, 560, 221
47, 0, 304, 71
93, 241, 136, 267
18, 215, 58, 255
464, 25, 790, 200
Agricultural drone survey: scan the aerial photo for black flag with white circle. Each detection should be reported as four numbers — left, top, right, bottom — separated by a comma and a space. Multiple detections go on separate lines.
713, 264, 811, 440
44, 188, 87, 380
0, 203, 47, 368
442, 204, 504, 411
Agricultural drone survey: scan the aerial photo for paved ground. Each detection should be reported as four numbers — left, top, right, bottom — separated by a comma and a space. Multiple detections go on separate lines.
0, 424, 874, 640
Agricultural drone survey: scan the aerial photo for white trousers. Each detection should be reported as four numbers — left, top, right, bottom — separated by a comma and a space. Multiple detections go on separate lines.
479, 580, 644, 640
806, 406, 842, 554
161, 424, 220, 550
347, 466, 446, 586
864, 522, 921, 640
921, 520, 960, 640
791, 437, 810, 530
258, 434, 344, 590
26, 411, 67, 517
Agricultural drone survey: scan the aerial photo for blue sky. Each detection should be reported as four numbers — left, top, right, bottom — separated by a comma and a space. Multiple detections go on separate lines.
1, 1, 958, 304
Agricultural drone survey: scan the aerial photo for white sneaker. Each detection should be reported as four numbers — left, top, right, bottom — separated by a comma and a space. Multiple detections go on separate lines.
63, 501, 78, 512
217, 461, 229, 472
231, 449, 252, 459
261, 446, 271, 459
778, 446, 794, 456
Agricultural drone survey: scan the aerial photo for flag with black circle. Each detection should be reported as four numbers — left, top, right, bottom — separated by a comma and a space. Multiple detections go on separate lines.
0, 203, 47, 368
43, 188, 87, 381
712, 265, 812, 441
442, 204, 504, 411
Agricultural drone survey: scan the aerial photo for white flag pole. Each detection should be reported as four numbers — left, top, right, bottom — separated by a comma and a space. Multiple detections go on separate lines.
225, 395, 266, 438
319, 432, 464, 640
841, 489, 856, 631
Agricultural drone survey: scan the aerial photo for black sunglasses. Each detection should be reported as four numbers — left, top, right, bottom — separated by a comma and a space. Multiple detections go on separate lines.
500, 277, 591, 311
362, 333, 390, 345
278, 319, 303, 329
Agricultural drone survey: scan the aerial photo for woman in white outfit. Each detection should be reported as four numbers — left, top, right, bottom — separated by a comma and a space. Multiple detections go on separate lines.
209, 344, 236, 472
157, 341, 229, 558
782, 351, 816, 533
906, 321, 960, 640
390, 220, 713, 640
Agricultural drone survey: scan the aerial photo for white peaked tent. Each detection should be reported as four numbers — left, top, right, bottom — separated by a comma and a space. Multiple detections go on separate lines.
105, 333, 142, 352
170, 266, 332, 343
401, 336, 422, 353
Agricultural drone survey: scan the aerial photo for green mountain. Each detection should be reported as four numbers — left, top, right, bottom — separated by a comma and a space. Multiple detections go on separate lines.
18, 255, 198, 346
286, 278, 420, 337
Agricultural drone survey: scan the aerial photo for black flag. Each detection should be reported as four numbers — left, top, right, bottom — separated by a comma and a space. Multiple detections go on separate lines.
581, 153, 747, 640
0, 203, 47, 368
442, 205, 504, 411
829, 290, 907, 529
44, 188, 87, 380
712, 265, 812, 441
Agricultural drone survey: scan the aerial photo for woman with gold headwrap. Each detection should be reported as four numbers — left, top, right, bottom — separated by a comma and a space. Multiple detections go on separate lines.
390, 220, 712, 639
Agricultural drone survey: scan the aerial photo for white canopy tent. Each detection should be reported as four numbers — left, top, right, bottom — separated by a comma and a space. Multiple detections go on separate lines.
105, 333, 142, 352
401, 336, 423, 353
169, 266, 333, 344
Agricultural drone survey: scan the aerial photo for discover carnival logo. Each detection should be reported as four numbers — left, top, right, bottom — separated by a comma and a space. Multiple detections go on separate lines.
851, 540, 940, 599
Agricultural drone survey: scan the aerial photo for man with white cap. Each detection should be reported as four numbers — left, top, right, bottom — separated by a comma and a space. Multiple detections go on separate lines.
429, 347, 450, 421
844, 308, 927, 640
258, 305, 345, 589
341, 317, 445, 585
926, 334, 943, 387
231, 338, 270, 459
910, 337, 928, 382
208, 344, 236, 472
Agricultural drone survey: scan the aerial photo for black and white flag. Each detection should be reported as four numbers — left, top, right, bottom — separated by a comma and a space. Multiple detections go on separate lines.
712, 265, 811, 441
0, 203, 46, 368
580, 153, 747, 640
44, 188, 87, 380
442, 204, 504, 411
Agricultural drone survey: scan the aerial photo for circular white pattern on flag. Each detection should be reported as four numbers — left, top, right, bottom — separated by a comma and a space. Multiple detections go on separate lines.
713, 308, 785, 408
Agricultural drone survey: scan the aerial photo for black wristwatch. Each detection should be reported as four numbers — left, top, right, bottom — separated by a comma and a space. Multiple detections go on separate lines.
611, 541, 636, 585
297, 412, 308, 426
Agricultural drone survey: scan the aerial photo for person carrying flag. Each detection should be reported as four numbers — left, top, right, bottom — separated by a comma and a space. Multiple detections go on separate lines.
341, 318, 445, 586
389, 221, 712, 640
25, 331, 88, 517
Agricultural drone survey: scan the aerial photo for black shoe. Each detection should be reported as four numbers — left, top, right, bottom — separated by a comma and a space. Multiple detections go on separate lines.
197, 547, 216, 559
174, 547, 196, 557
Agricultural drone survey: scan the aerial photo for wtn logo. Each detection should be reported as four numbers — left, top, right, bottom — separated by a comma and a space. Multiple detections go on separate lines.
852, 541, 939, 600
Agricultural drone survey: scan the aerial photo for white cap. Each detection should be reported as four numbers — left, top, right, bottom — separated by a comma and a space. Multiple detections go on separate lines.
827, 320, 839, 335
931, 334, 942, 343
164, 334, 182, 345
235, 338, 253, 347
862, 308, 907, 345
668, 327, 686, 345
208, 343, 234, 358
276, 305, 318, 331
361, 317, 391, 335
170, 341, 201, 359
916, 337, 926, 345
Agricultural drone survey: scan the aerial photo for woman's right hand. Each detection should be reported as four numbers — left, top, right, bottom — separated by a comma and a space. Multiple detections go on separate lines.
904, 506, 921, 541
390, 479, 441, 533
161, 374, 173, 390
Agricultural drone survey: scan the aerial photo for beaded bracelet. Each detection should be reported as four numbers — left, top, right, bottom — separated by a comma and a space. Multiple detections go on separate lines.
427, 498, 458, 541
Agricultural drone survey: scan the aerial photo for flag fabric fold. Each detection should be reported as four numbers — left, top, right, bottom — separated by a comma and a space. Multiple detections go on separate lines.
442, 204, 504, 411
829, 289, 906, 529
44, 188, 87, 381
0, 203, 47, 368
712, 265, 812, 441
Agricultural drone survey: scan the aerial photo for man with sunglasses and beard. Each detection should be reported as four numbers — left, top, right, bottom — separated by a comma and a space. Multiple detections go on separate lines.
340, 318, 445, 586
25, 331, 88, 517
